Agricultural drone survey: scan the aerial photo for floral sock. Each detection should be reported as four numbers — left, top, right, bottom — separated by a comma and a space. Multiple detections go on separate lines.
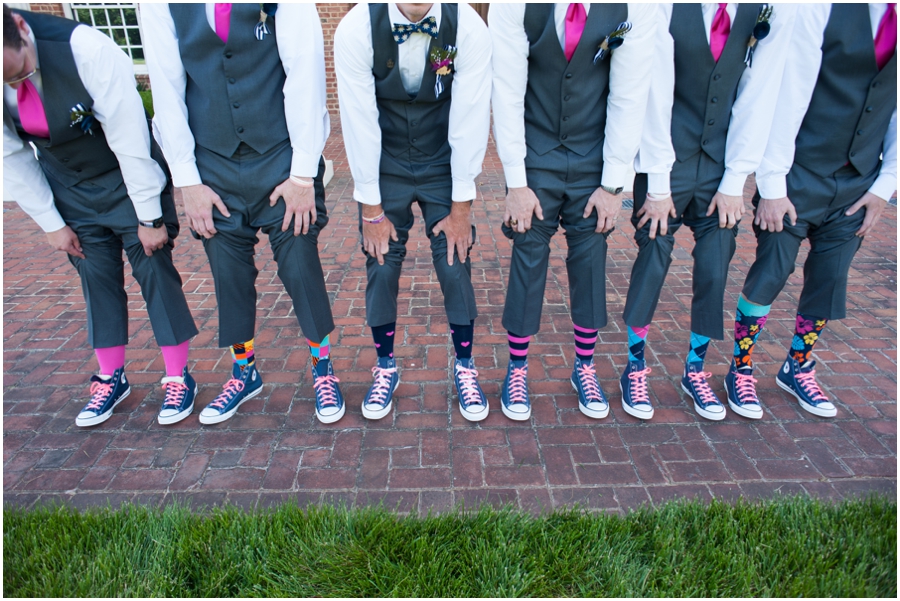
372, 323, 396, 359
733, 297, 770, 370
450, 320, 474, 360
627, 325, 649, 363
508, 332, 530, 362
308, 334, 330, 368
686, 332, 710, 367
790, 313, 828, 365
574, 323, 598, 361
231, 339, 255, 370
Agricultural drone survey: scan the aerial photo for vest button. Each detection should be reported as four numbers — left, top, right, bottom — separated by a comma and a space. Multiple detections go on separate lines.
872, 82, 879, 88
850, 151, 857, 157
228, 78, 235, 84
62, 158, 70, 163
75, 168, 83, 173
225, 52, 233, 59
565, 73, 573, 79
857, 129, 864, 135
708, 119, 715, 125
563, 116, 569, 122
411, 120, 418, 126
237, 127, 244, 133
702, 139, 709, 146
561, 134, 568, 140
412, 138, 417, 143
713, 74, 721, 80
564, 95, 571, 101
866, 106, 873, 112
233, 102, 240, 109
711, 97, 718, 103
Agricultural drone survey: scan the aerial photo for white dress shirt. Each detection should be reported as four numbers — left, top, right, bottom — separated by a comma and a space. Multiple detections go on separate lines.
634, 3, 796, 197
489, 3, 658, 190
140, 2, 329, 187
334, 3, 492, 206
755, 3, 897, 201
3, 25, 166, 232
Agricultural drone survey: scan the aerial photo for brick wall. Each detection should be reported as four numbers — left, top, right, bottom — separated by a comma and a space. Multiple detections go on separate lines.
317, 3, 354, 130
26, 3, 64, 17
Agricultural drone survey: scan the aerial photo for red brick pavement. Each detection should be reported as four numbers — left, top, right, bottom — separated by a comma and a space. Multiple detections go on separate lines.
3, 135, 896, 513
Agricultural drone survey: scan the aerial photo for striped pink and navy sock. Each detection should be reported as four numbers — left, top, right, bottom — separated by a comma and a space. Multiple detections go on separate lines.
573, 323, 598, 362
508, 331, 530, 362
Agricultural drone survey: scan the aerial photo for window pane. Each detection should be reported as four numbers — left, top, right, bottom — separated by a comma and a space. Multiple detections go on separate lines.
109, 10, 123, 26
131, 48, 144, 61
123, 8, 138, 26
92, 9, 108, 26
112, 28, 126, 46
127, 28, 142, 46
75, 9, 92, 23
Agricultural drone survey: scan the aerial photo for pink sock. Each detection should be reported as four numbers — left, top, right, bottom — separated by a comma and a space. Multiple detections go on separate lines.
95, 345, 126, 376
160, 340, 190, 377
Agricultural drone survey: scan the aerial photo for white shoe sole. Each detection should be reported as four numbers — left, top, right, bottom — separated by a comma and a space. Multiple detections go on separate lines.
75, 386, 131, 427
775, 376, 837, 418
361, 376, 399, 420
501, 401, 531, 421
198, 385, 262, 425
572, 377, 609, 419
459, 399, 490, 422
619, 380, 654, 420
681, 383, 726, 421
316, 402, 346, 424
158, 384, 197, 425
725, 386, 764, 420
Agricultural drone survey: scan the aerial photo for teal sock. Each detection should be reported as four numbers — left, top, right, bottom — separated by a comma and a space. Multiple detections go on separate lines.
686, 332, 711, 366
627, 325, 649, 362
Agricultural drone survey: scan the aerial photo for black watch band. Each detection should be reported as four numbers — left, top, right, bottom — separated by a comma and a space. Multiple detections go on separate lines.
138, 217, 165, 229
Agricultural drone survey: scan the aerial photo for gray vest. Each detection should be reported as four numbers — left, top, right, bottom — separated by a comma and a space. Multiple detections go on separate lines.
670, 3, 759, 163
794, 3, 897, 178
169, 4, 289, 157
522, 3, 627, 156
6, 10, 123, 188
370, 3, 458, 160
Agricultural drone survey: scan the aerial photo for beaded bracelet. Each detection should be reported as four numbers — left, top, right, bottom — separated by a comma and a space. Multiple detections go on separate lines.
362, 212, 386, 224
289, 175, 314, 188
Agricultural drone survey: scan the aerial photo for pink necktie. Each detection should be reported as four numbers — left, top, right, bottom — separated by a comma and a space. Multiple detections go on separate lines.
709, 3, 731, 62
875, 3, 897, 70
564, 3, 587, 62
16, 79, 49, 139
214, 3, 232, 44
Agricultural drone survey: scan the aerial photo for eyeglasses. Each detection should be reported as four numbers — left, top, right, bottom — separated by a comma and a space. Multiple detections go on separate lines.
4, 67, 36, 86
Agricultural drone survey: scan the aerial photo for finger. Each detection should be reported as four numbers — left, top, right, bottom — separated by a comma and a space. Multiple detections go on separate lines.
378, 239, 388, 266
447, 239, 455, 266
391, 226, 399, 242
788, 205, 798, 226
293, 210, 303, 237
432, 222, 443, 237
522, 214, 532, 231
503, 210, 511, 227
583, 203, 593, 219
68, 243, 86, 259
213, 197, 231, 218
459, 239, 469, 264
144, 244, 153, 257
719, 207, 727, 228
648, 217, 658, 240
728, 212, 737, 229
706, 202, 716, 217
858, 213, 874, 237
845, 200, 863, 216
303, 210, 311, 236
269, 186, 281, 207
669, 205, 677, 218
282, 210, 293, 233
660, 217, 668, 237
636, 214, 650, 230
774, 217, 783, 233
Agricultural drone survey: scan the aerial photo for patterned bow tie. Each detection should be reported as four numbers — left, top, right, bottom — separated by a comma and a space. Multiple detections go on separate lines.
392, 16, 438, 44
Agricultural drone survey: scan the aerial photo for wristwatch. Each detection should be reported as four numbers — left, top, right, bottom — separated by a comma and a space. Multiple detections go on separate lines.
138, 217, 164, 229
600, 184, 624, 195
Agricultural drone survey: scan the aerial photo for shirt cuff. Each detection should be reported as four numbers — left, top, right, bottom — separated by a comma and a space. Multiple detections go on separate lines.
169, 161, 203, 188
33, 209, 67, 234
868, 173, 897, 203
718, 170, 749, 197
646, 172, 671, 196
756, 175, 787, 200
353, 181, 382, 206
502, 162, 529, 189
132, 197, 164, 222
290, 151, 322, 179
452, 178, 476, 202
601, 162, 630, 189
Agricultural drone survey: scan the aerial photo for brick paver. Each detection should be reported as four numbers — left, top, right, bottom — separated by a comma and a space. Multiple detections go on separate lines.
3, 134, 896, 513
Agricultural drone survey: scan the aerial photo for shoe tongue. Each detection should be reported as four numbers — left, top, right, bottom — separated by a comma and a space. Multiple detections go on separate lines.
686, 361, 703, 372
801, 360, 815, 371
378, 356, 395, 368
314, 357, 331, 376
92, 374, 113, 382
232, 362, 246, 378
737, 366, 753, 373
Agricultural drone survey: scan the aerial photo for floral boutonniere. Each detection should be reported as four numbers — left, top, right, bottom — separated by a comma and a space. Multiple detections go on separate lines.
593, 21, 631, 64
430, 44, 457, 98
69, 103, 95, 136
744, 4, 773, 67
255, 3, 277, 41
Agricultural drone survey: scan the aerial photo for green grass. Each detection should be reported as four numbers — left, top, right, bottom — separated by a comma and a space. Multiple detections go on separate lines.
138, 89, 153, 118
4, 496, 895, 597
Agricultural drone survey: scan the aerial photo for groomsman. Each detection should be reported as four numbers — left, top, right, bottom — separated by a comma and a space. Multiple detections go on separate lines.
728, 3, 896, 419
490, 3, 656, 421
335, 3, 492, 422
142, 3, 345, 424
624, 3, 795, 421
3, 6, 198, 427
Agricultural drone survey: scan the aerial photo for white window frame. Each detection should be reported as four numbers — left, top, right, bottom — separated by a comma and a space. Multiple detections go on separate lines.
64, 2, 148, 75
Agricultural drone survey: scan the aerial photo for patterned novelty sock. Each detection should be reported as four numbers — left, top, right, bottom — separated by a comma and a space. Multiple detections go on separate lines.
733, 297, 770, 370
686, 332, 711, 367
790, 313, 828, 365
627, 325, 649, 363
308, 334, 330, 368
508, 331, 530, 362
450, 320, 474, 360
372, 323, 396, 359
231, 338, 255, 370
574, 323, 598, 362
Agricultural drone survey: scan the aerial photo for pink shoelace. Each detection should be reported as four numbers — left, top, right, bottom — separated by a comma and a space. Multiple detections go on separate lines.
455, 364, 483, 407
314, 374, 340, 407
162, 381, 189, 408
576, 362, 603, 402
627, 367, 652, 405
733, 370, 759, 404
367, 365, 397, 406
209, 378, 244, 409
84, 380, 113, 411
795, 369, 828, 402
687, 370, 717, 405
506, 366, 528, 404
